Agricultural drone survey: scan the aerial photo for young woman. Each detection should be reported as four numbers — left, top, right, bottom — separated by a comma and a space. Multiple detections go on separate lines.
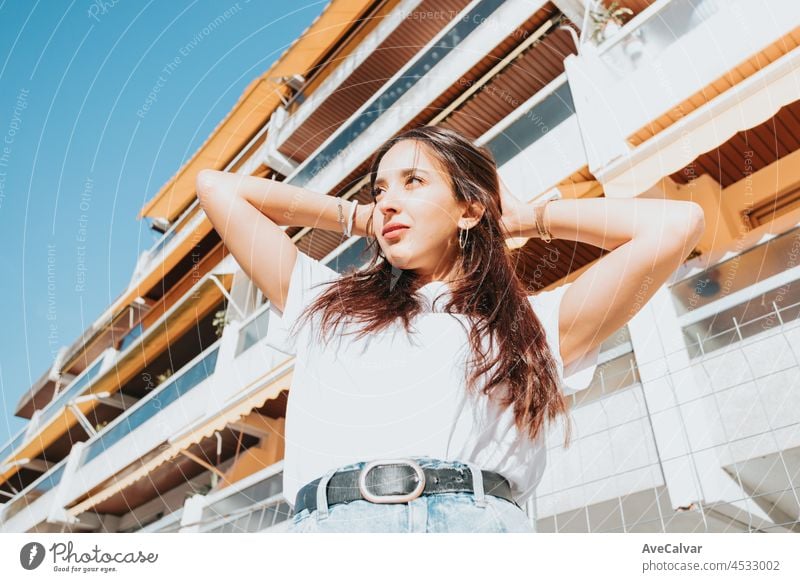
196, 125, 704, 533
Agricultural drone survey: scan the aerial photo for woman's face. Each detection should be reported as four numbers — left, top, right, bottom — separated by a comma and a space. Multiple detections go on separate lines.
371, 140, 471, 280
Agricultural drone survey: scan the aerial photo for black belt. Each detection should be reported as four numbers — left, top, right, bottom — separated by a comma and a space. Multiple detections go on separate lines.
294, 459, 519, 515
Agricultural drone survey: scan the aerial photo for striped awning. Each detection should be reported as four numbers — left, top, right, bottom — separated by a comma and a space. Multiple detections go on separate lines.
597, 44, 800, 198
66, 361, 294, 516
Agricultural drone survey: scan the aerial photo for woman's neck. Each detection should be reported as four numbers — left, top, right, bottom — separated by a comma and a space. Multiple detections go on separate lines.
415, 258, 463, 287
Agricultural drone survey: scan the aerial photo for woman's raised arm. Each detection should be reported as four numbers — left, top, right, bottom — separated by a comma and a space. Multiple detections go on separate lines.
512, 196, 705, 371
195, 170, 374, 312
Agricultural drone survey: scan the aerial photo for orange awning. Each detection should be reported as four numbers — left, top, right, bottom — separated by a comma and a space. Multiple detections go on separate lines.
138, 0, 376, 222
0, 263, 235, 487
102, 213, 214, 326
67, 363, 295, 516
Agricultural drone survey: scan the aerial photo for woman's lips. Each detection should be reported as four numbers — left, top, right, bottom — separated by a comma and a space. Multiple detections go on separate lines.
383, 226, 409, 240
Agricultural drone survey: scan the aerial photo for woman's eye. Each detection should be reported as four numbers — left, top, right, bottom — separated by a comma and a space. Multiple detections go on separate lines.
372, 177, 421, 199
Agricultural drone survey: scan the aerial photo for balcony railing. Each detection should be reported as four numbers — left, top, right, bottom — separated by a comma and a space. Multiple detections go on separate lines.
80, 342, 220, 467
144, 199, 200, 263
118, 322, 144, 352
136, 507, 184, 533
672, 225, 800, 316
326, 236, 371, 274
570, 330, 640, 410
39, 356, 105, 428
0, 355, 105, 466
683, 293, 800, 359
595, 0, 722, 73
196, 464, 292, 532
672, 225, 800, 357
205, 494, 291, 533
0, 457, 68, 523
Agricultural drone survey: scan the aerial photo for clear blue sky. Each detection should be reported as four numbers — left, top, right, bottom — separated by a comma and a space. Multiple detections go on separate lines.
0, 0, 328, 447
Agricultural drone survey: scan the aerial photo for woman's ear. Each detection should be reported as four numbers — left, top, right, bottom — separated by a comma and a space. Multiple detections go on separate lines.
458, 200, 485, 229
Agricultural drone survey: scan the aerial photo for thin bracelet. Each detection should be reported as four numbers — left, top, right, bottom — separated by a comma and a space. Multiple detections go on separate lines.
345, 199, 358, 238
337, 198, 346, 235
534, 199, 554, 242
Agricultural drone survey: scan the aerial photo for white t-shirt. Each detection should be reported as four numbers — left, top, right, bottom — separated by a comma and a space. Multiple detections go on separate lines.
265, 250, 601, 509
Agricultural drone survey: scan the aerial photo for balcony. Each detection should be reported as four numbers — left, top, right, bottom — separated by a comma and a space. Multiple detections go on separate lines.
669, 227, 800, 463
13, 298, 149, 423
191, 462, 291, 533
672, 223, 800, 357
0, 456, 67, 524
565, 0, 800, 196
0, 261, 232, 502
537, 329, 653, 522
272, 0, 474, 171
0, 352, 111, 496
277, 0, 601, 267
79, 343, 220, 469
235, 235, 372, 357
107, 200, 219, 325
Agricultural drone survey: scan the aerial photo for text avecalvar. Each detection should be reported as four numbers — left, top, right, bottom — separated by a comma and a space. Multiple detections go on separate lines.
642, 544, 702, 554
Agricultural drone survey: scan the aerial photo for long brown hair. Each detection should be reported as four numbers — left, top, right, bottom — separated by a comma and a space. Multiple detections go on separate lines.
292, 125, 571, 445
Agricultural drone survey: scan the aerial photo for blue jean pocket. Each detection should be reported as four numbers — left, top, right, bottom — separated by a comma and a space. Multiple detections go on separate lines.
424, 492, 510, 532
483, 495, 535, 533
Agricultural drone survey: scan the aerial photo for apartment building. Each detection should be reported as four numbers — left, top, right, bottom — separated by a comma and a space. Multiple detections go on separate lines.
2, 0, 799, 533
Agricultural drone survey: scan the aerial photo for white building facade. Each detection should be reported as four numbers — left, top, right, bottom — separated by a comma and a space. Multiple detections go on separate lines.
2, 0, 799, 533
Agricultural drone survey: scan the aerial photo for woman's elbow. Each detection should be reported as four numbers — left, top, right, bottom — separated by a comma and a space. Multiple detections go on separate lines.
666, 201, 705, 247
196, 169, 222, 208
683, 202, 706, 247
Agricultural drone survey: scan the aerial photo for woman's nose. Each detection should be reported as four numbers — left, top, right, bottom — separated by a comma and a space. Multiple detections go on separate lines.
377, 189, 403, 214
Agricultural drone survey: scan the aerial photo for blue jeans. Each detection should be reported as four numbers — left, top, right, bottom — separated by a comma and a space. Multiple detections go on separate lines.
286, 456, 534, 533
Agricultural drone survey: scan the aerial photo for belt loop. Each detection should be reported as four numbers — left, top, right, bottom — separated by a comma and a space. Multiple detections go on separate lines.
465, 462, 487, 508
315, 467, 339, 522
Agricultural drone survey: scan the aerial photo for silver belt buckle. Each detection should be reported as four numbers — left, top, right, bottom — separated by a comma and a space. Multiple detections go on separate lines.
358, 458, 426, 504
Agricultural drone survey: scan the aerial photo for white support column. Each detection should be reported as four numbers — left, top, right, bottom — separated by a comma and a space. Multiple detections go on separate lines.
564, 51, 632, 173
226, 269, 259, 324
179, 494, 206, 533
551, 0, 585, 26
46, 442, 87, 527
216, 317, 241, 372
261, 107, 298, 176
209, 274, 245, 320
199, 316, 243, 415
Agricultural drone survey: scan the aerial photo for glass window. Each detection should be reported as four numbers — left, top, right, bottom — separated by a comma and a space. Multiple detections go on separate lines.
486, 82, 576, 167
671, 226, 800, 316
328, 237, 371, 274
236, 308, 270, 356
119, 322, 144, 352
